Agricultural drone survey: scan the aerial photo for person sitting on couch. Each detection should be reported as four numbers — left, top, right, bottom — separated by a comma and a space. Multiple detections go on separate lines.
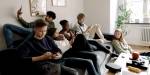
3, 7, 56, 48
112, 29, 133, 54
48, 28, 107, 75
17, 19, 78, 75
59, 20, 75, 45
72, 13, 107, 43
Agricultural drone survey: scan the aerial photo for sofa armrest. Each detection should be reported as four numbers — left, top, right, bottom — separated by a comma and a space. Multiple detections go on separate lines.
103, 33, 114, 41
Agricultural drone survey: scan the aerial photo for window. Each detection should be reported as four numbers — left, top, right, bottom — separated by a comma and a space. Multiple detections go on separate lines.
120, 0, 150, 23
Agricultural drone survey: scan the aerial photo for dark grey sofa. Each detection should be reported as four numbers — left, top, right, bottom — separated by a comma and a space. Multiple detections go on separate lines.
0, 34, 115, 75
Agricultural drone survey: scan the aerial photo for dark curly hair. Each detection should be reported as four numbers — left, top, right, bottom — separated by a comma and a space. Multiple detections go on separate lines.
47, 11, 56, 19
59, 20, 68, 27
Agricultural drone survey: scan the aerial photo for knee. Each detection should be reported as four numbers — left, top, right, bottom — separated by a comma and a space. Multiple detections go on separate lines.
3, 24, 12, 30
69, 68, 79, 75
84, 59, 93, 65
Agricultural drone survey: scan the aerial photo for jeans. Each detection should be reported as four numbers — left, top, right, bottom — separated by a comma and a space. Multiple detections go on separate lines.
63, 57, 99, 75
3, 24, 32, 48
63, 52, 101, 75
61, 65, 79, 75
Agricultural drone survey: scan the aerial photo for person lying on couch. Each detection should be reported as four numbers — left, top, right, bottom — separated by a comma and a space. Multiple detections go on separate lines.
3, 7, 56, 48
48, 28, 100, 75
47, 27, 111, 75
17, 19, 78, 75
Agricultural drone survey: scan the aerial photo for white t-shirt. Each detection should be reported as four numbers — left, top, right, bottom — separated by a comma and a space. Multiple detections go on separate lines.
73, 23, 88, 34
54, 39, 71, 54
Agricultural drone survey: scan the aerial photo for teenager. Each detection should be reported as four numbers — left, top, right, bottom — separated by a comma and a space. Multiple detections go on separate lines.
3, 8, 56, 48
49, 28, 101, 75
72, 13, 107, 43
59, 20, 75, 44
17, 19, 78, 75
112, 29, 133, 54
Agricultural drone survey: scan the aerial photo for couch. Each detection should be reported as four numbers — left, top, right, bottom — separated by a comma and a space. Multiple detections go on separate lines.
0, 34, 115, 75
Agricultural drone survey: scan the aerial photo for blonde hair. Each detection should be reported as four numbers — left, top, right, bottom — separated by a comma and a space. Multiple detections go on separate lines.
114, 29, 124, 42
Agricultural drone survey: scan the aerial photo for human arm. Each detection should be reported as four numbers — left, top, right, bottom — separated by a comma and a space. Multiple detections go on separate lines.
52, 52, 62, 60
112, 40, 127, 54
32, 52, 53, 62
17, 42, 54, 63
17, 8, 35, 28
123, 39, 133, 53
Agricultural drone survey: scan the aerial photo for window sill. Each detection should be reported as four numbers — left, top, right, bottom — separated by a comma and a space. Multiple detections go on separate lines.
125, 23, 150, 24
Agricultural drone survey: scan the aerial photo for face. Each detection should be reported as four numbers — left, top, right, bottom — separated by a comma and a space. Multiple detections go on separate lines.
45, 16, 53, 22
78, 17, 85, 24
114, 30, 122, 39
53, 30, 59, 38
34, 26, 48, 39
63, 22, 69, 30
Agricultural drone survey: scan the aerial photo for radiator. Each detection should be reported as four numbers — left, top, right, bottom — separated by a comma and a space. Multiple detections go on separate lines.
141, 28, 150, 43
125, 25, 150, 46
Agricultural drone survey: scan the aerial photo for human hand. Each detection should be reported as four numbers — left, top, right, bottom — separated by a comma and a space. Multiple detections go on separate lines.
17, 7, 22, 18
52, 52, 62, 60
56, 34, 65, 40
42, 52, 53, 60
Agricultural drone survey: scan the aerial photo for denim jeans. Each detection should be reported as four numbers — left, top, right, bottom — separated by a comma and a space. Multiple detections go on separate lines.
63, 57, 100, 75
61, 65, 79, 75
3, 24, 33, 48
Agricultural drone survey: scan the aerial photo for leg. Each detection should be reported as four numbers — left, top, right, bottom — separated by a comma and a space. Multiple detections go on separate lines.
64, 57, 99, 75
63, 50, 100, 74
94, 24, 104, 39
61, 65, 78, 75
76, 52, 101, 74
88, 40, 110, 53
3, 24, 32, 47
86, 24, 104, 39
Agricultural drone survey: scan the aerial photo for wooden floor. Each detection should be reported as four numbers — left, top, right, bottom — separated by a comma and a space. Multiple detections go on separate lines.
130, 45, 150, 52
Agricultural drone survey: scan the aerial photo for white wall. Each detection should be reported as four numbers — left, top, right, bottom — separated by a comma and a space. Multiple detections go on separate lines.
47, 0, 84, 30
84, 0, 118, 34
0, 0, 84, 48
0, 0, 35, 48
84, 0, 110, 34
125, 24, 150, 46
110, 0, 118, 34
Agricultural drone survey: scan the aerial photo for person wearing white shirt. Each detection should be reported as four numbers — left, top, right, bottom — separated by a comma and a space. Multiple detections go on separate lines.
73, 13, 107, 43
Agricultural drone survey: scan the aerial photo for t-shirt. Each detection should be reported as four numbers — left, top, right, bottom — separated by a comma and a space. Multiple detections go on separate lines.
54, 38, 71, 54
73, 23, 88, 34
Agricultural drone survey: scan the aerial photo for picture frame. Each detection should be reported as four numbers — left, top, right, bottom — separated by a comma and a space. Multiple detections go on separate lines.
29, 0, 47, 16
52, 0, 66, 6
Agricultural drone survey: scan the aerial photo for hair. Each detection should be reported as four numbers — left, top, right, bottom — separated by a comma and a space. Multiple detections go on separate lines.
77, 13, 85, 20
47, 28, 57, 37
47, 11, 56, 19
114, 29, 123, 42
34, 19, 47, 28
59, 20, 68, 27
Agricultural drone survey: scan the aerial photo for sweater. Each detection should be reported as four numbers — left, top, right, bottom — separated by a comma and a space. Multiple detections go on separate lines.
112, 39, 132, 54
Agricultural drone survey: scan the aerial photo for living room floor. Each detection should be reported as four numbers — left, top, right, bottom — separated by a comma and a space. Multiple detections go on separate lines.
106, 45, 150, 75
130, 45, 150, 52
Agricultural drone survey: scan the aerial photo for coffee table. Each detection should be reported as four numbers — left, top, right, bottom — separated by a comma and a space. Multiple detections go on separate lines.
106, 53, 150, 75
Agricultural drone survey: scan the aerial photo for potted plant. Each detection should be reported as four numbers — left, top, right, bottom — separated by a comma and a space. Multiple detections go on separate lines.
116, 5, 131, 35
